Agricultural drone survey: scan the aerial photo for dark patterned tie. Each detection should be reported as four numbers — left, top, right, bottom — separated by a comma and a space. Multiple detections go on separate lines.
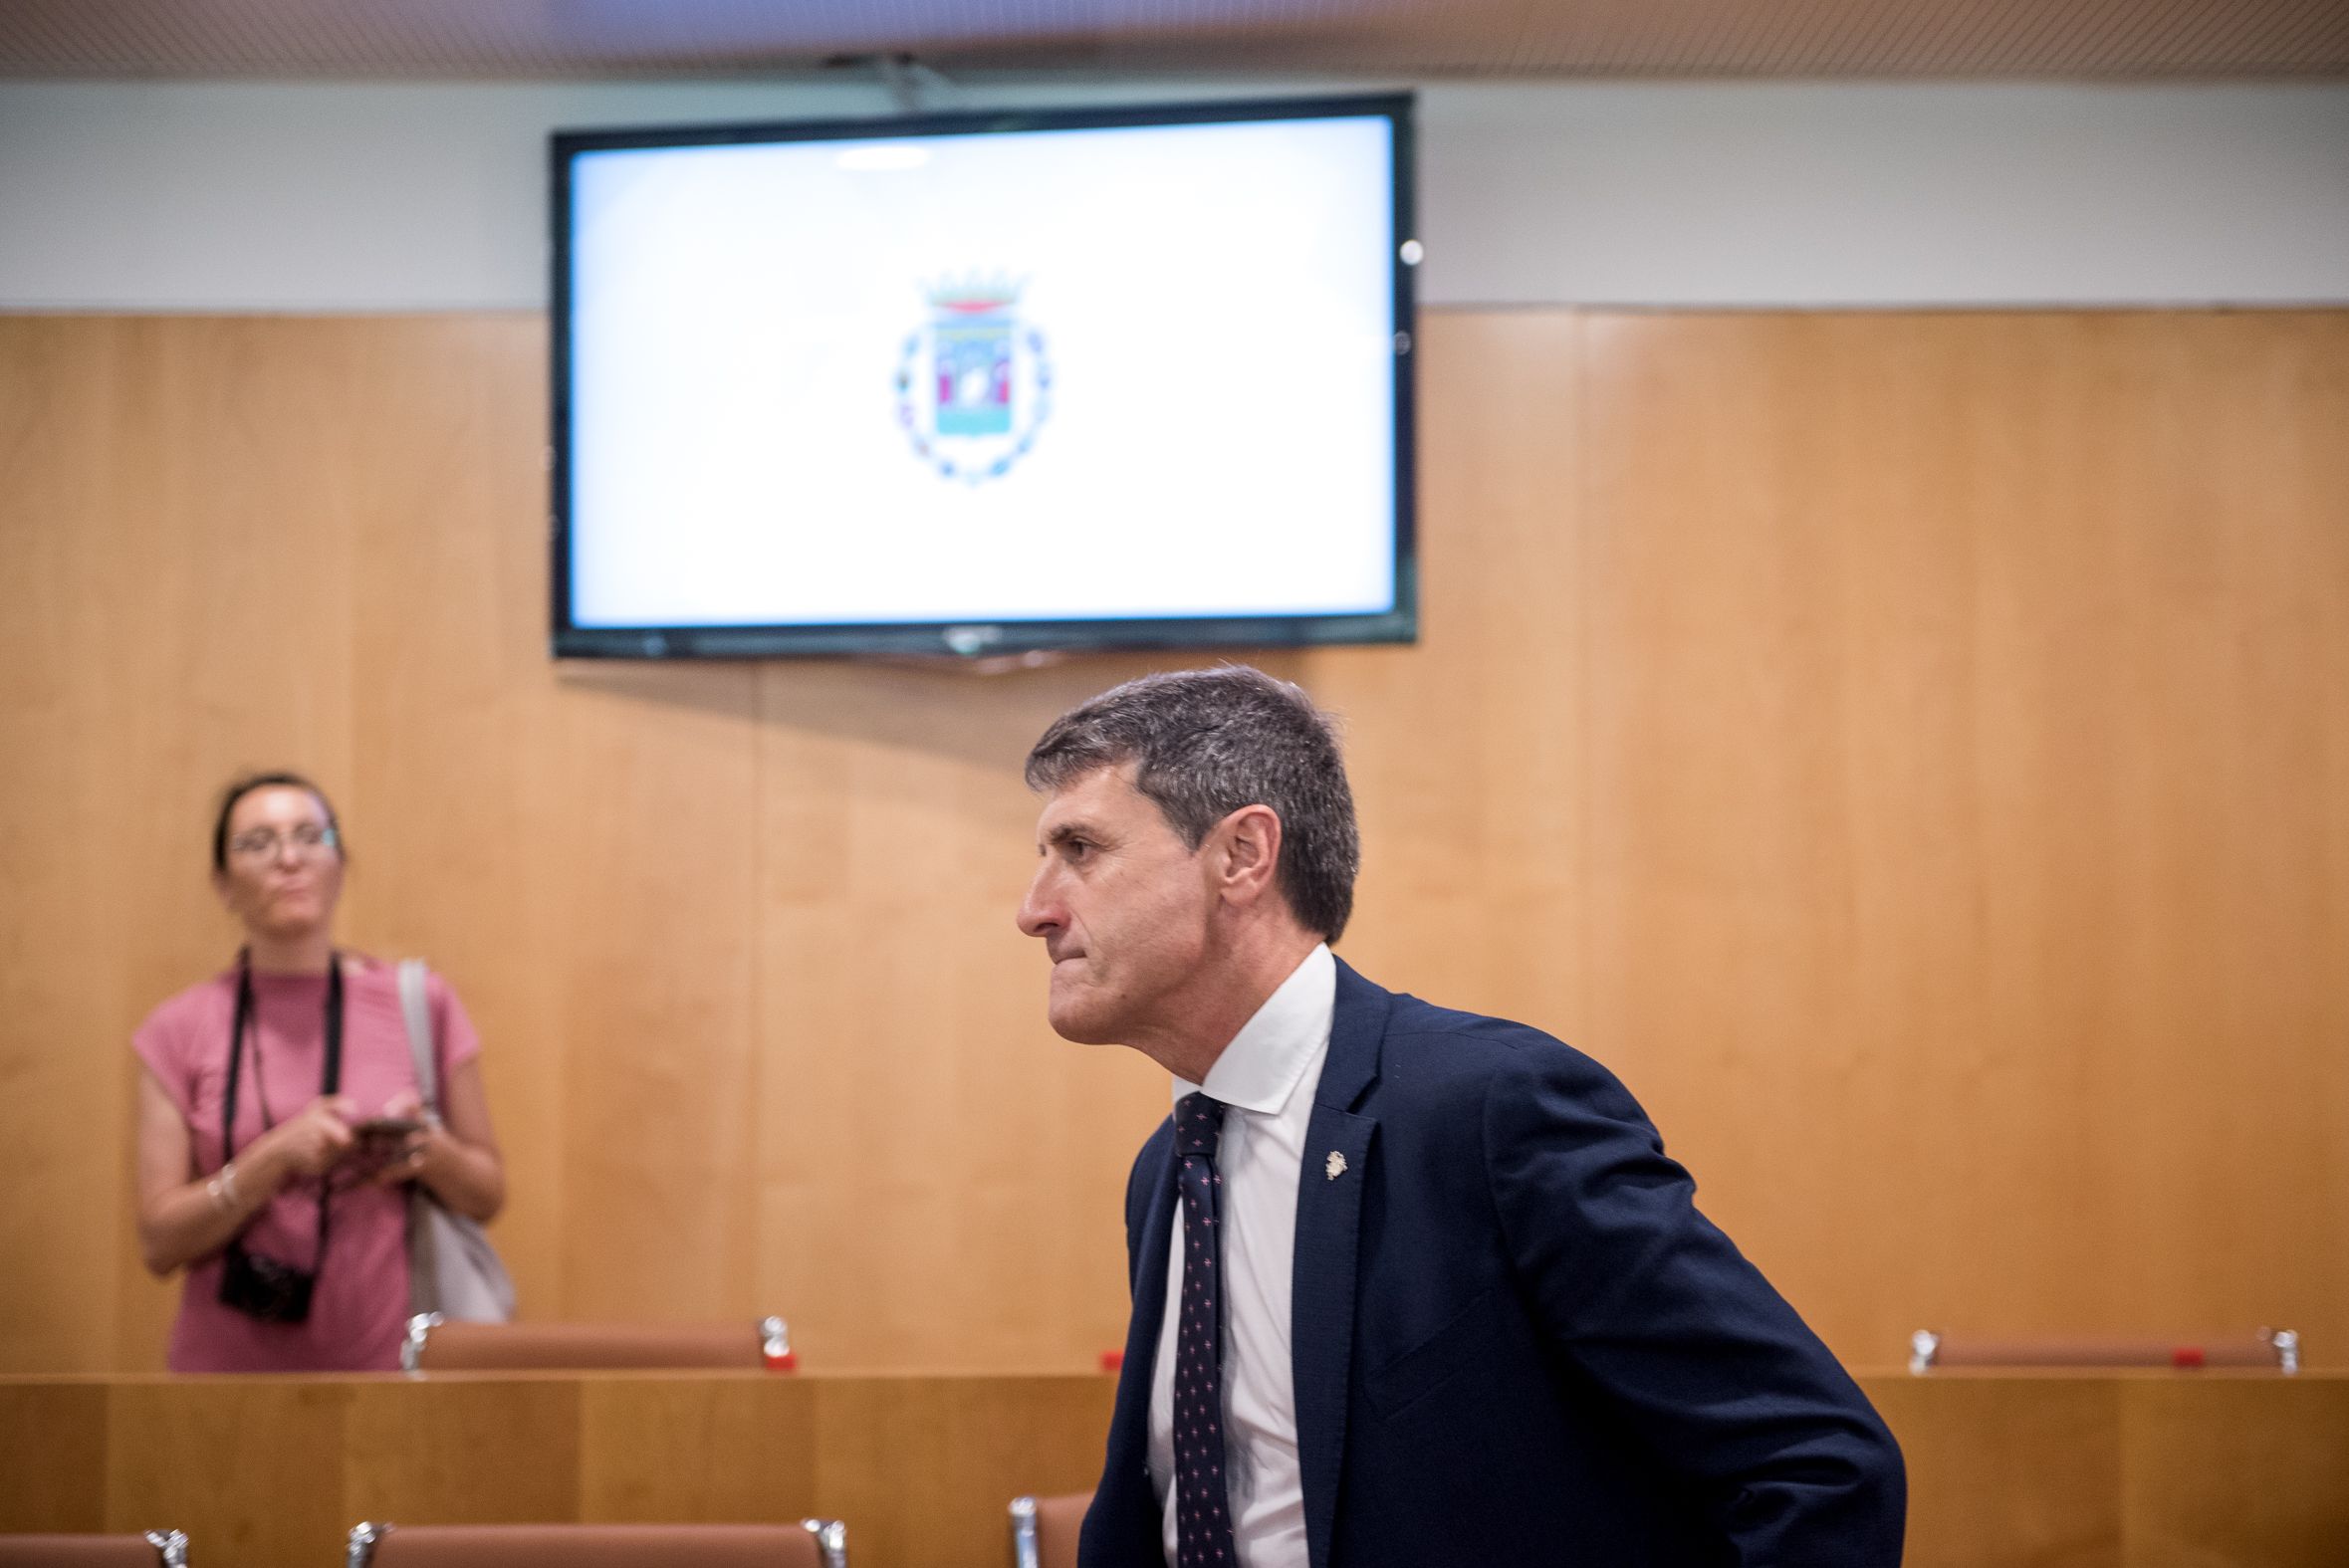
1172, 1091, 1238, 1567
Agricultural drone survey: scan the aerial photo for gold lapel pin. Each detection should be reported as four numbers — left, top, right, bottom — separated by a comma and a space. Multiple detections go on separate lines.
1325, 1151, 1347, 1181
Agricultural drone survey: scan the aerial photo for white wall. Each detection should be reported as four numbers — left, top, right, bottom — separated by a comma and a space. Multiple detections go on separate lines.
1, 77, 2345, 310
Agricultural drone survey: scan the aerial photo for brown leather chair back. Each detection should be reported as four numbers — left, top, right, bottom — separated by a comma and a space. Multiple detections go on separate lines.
1910, 1328, 2299, 1373
1008, 1493, 1090, 1568
0, 1535, 183, 1568
358, 1523, 841, 1568
407, 1318, 786, 1372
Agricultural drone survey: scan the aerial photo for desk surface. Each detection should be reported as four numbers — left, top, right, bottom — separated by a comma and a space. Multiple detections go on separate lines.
4, 1371, 2344, 1568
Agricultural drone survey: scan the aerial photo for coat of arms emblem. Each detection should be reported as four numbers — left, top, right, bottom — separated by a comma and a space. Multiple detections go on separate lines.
894, 276, 1053, 484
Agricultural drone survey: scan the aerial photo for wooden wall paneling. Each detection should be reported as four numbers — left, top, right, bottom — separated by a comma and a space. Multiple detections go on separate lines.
755, 899, 1163, 1370
0, 320, 140, 1375
337, 314, 567, 1313
809, 1375, 1117, 1568
103, 1376, 352, 1564
1999, 315, 2220, 1340
2117, 1377, 2349, 1564
2077, 315, 2349, 1342
1870, 1375, 2124, 1568
344, 1376, 583, 1525
9, 1373, 2345, 1568
1952, 315, 2349, 1349
541, 664, 762, 1320
577, 1375, 817, 1522
109, 320, 370, 978
751, 659, 1188, 1372
1309, 311, 1591, 1035
1578, 313, 1940, 1358
4, 309, 2347, 1378
0, 1381, 110, 1530
1942, 314, 2218, 1340
1573, 312, 2349, 1369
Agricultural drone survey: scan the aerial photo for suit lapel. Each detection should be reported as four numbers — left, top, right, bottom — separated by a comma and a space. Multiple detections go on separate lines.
1291, 961, 1389, 1568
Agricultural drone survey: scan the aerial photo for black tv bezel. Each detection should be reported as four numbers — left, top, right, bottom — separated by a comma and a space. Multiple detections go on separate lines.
550, 91, 1418, 662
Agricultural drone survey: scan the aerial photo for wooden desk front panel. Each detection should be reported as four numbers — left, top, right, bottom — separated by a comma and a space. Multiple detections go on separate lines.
0, 1373, 1108, 1568
3, 1373, 2343, 1568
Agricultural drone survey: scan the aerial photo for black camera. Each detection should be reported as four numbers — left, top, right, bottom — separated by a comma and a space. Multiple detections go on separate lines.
218, 1240, 317, 1323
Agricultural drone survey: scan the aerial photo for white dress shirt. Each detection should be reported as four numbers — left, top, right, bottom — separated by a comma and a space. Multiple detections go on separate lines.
1147, 943, 1334, 1568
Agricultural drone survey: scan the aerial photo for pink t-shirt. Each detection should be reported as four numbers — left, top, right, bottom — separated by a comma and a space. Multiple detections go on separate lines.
133, 957, 482, 1373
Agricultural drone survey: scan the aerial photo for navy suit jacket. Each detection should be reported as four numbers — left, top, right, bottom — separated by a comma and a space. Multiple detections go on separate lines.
1079, 960, 1905, 1568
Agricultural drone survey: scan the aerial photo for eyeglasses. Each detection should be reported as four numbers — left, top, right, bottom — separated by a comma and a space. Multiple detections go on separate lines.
227, 823, 340, 860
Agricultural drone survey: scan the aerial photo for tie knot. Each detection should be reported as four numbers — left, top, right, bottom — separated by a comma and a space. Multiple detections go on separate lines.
1175, 1092, 1225, 1156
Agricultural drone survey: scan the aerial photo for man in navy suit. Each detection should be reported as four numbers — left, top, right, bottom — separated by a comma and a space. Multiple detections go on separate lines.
1016, 666, 1904, 1568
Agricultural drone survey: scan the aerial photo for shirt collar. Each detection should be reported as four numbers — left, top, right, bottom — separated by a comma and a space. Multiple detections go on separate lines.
1173, 943, 1335, 1117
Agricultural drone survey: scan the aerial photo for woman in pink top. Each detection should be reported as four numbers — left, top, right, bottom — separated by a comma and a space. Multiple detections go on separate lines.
132, 773, 506, 1372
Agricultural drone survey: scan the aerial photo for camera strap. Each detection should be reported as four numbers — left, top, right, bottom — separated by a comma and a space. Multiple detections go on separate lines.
222, 950, 345, 1269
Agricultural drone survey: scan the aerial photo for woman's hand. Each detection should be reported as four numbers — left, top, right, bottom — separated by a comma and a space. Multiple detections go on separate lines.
368, 1071, 504, 1223
365, 1090, 434, 1187
253, 1094, 359, 1180
134, 1076, 354, 1275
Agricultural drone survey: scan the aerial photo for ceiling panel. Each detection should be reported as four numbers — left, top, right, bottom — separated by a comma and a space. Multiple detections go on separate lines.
0, 0, 2343, 78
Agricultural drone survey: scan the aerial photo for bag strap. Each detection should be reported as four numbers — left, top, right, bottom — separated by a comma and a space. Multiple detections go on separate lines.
396, 959, 440, 1118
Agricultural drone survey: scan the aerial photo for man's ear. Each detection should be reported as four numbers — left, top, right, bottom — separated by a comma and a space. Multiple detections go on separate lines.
1212, 804, 1285, 908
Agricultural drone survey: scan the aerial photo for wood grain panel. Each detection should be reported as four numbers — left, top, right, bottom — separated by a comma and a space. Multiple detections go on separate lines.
0, 319, 136, 1376
1869, 1375, 2124, 1568
345, 1376, 583, 1523
1, 309, 2345, 1384
338, 316, 567, 1313
0, 1382, 109, 1531
2118, 1378, 2349, 1566
577, 1376, 816, 1522
810, 1375, 1117, 1568
750, 658, 1173, 1372
1308, 311, 1589, 1031
1575, 312, 2349, 1366
538, 664, 762, 1322
102, 1376, 350, 1564
4, 1373, 2342, 1568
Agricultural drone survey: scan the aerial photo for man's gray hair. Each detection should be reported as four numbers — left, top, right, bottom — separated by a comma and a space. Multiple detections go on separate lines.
1024, 665, 1360, 942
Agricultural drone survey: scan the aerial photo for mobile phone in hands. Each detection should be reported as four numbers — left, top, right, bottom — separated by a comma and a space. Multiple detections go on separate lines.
335, 1116, 424, 1183
352, 1116, 424, 1141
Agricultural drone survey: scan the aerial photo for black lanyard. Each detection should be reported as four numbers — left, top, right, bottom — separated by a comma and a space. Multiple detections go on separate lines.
222, 950, 344, 1267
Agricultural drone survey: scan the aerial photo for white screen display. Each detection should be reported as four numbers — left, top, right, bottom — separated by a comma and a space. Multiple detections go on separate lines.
562, 107, 1403, 639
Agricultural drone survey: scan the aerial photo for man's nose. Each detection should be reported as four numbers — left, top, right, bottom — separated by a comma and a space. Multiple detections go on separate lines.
1016, 864, 1060, 939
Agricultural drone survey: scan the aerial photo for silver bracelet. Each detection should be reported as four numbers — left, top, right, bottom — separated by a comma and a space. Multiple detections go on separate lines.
206, 1160, 241, 1215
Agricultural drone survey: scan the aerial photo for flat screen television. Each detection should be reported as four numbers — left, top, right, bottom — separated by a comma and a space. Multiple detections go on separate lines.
552, 93, 1416, 660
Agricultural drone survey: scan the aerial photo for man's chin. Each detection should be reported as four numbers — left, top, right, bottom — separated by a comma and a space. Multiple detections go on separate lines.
1046, 996, 1124, 1046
